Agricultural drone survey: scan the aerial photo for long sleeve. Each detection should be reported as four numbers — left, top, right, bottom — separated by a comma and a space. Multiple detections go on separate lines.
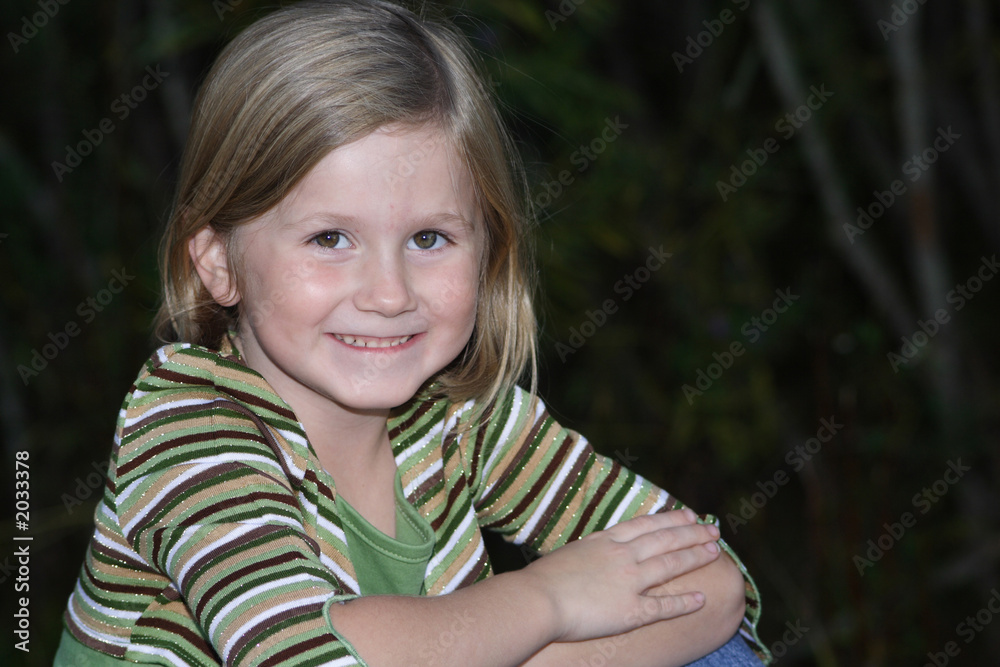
456, 385, 771, 662
66, 344, 369, 667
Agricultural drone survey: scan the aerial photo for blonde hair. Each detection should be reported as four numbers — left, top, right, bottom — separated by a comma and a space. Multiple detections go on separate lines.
155, 0, 536, 407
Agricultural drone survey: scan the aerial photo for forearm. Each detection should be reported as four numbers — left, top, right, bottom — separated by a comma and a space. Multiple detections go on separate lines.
522, 553, 747, 667
327, 569, 558, 667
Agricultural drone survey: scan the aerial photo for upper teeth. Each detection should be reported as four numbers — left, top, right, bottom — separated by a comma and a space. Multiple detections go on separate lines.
335, 334, 413, 348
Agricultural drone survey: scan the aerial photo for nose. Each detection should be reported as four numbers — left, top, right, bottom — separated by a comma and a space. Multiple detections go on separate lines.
353, 250, 417, 317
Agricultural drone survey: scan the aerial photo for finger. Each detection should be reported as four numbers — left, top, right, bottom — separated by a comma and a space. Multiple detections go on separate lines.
605, 508, 698, 542
628, 591, 706, 628
635, 541, 721, 591
629, 522, 720, 563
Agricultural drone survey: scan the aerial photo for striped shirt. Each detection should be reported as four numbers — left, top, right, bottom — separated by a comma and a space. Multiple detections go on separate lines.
62, 336, 769, 665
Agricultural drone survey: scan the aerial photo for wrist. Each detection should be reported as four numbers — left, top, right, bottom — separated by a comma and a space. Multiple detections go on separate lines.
500, 565, 563, 643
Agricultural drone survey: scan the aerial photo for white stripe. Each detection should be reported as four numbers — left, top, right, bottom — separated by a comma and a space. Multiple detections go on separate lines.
480, 389, 527, 496
175, 524, 259, 587
209, 574, 328, 638
513, 438, 588, 544
318, 657, 362, 667
394, 419, 444, 467
606, 478, 643, 528
436, 533, 485, 595
72, 581, 143, 622
403, 459, 443, 498
221, 592, 332, 660
647, 488, 670, 515
92, 517, 152, 568
120, 466, 207, 533
123, 396, 216, 428
127, 644, 192, 666
427, 506, 475, 575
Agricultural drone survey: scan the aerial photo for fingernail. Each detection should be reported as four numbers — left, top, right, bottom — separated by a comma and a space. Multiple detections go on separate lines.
705, 542, 719, 554
683, 508, 697, 521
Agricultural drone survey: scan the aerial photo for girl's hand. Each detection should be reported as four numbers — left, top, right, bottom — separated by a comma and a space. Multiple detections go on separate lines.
518, 508, 721, 644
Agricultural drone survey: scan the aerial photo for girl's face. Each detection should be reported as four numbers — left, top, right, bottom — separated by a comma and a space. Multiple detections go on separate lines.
214, 124, 482, 416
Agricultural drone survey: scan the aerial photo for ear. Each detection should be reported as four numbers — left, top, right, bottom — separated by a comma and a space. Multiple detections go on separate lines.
189, 226, 240, 307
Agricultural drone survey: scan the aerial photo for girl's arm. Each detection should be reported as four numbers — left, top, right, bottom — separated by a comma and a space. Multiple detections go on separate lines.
453, 386, 770, 663
326, 509, 723, 667
522, 550, 749, 667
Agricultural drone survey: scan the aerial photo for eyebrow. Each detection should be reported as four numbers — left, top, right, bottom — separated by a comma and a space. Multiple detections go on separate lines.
290, 211, 477, 232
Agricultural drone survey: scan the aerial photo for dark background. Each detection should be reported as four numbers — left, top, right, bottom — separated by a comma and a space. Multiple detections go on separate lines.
2, 0, 998, 664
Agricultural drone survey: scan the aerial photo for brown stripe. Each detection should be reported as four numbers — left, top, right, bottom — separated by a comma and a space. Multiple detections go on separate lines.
526, 441, 591, 546
388, 399, 435, 442
83, 558, 161, 597
150, 367, 214, 388
135, 615, 217, 660
117, 430, 266, 478
249, 605, 332, 666
432, 471, 467, 532
467, 422, 488, 486
122, 399, 218, 440
183, 524, 323, 598
484, 408, 548, 503
411, 465, 445, 505
564, 457, 617, 544
123, 463, 286, 542
92, 537, 153, 571
194, 550, 306, 618
454, 542, 490, 590
487, 429, 571, 530
64, 610, 128, 658
150, 366, 297, 421
259, 637, 338, 667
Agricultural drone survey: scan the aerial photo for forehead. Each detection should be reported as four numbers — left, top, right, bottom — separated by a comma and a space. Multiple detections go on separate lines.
276, 123, 482, 232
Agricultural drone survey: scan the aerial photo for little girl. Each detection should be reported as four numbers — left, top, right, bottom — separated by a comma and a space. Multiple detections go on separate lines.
57, 1, 770, 665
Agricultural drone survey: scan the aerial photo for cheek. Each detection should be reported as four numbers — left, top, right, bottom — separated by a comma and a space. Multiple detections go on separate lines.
426, 265, 479, 323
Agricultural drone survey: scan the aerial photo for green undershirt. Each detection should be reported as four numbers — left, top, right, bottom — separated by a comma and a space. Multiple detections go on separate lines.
334, 467, 436, 596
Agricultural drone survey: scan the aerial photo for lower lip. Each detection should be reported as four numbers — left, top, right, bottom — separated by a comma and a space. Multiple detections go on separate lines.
328, 332, 423, 352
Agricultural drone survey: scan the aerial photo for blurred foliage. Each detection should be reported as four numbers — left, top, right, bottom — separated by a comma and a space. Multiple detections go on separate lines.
1, 0, 998, 664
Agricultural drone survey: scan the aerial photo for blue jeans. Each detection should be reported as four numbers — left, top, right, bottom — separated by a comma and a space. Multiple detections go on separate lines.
684, 632, 763, 666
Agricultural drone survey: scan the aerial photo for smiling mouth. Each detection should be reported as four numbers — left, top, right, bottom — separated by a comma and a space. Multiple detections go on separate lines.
333, 333, 415, 349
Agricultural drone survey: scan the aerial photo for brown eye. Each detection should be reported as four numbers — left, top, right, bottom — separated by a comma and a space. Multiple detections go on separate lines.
313, 231, 344, 248
411, 231, 440, 250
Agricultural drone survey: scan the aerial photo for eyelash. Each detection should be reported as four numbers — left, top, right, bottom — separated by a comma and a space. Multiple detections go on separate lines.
308, 230, 453, 251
